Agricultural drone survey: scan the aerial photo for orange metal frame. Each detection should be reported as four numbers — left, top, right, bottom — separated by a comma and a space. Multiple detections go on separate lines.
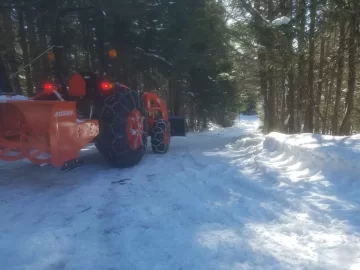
0, 90, 167, 168
0, 100, 98, 168
142, 92, 168, 128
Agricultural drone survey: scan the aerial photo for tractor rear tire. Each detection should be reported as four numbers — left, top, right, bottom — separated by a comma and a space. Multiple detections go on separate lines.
151, 119, 170, 154
95, 88, 148, 167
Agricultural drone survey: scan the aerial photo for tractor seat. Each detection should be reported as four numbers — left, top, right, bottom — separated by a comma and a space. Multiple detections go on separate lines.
68, 72, 100, 99
68, 72, 100, 120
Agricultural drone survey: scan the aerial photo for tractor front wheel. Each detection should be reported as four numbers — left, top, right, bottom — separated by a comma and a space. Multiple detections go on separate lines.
95, 88, 148, 167
151, 119, 170, 154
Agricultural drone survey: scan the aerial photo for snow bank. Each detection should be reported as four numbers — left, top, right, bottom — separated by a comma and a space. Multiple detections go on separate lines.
229, 131, 360, 269
263, 132, 360, 175
0, 95, 28, 101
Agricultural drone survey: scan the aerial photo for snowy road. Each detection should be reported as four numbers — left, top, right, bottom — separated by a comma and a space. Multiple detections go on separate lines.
1, 116, 360, 270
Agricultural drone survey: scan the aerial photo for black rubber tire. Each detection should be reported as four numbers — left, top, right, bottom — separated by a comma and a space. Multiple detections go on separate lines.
151, 119, 170, 154
95, 88, 148, 167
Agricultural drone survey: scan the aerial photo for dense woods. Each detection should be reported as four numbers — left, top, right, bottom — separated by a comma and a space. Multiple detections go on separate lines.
0, 0, 240, 132
1, 0, 360, 135
228, 0, 360, 135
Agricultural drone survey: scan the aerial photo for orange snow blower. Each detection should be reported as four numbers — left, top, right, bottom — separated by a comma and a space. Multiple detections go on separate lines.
0, 6, 186, 170
0, 98, 99, 169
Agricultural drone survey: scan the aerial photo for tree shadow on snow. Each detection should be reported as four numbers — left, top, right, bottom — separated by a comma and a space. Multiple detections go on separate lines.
6, 132, 358, 269
255, 135, 360, 266
0, 133, 290, 270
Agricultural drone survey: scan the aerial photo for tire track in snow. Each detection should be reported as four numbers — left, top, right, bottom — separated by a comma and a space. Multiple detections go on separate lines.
171, 149, 268, 229
82, 156, 187, 269
1, 116, 274, 270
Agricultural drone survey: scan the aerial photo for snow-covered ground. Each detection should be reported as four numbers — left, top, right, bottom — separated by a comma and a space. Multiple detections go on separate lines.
1, 115, 360, 270
0, 94, 28, 101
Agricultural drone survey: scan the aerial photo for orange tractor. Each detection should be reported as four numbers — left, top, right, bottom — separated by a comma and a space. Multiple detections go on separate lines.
0, 7, 186, 170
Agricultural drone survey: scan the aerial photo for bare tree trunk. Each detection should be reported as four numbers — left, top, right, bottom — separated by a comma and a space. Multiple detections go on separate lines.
324, 74, 335, 134
168, 78, 174, 116
202, 114, 208, 130
266, 0, 276, 132
281, 0, 295, 134
267, 58, 276, 132
332, 18, 346, 135
0, 56, 12, 92
173, 80, 182, 116
281, 68, 286, 128
37, 16, 51, 79
253, 0, 269, 133
258, 49, 268, 133
18, 11, 33, 96
297, 0, 306, 132
322, 27, 331, 134
324, 22, 338, 134
25, 10, 42, 92
339, 13, 357, 135
287, 66, 295, 133
81, 21, 91, 70
315, 38, 325, 133
3, 10, 21, 94
304, 0, 316, 132
189, 100, 195, 131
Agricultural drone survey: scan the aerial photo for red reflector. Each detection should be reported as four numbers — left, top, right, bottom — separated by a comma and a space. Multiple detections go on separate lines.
100, 82, 114, 91
43, 83, 57, 94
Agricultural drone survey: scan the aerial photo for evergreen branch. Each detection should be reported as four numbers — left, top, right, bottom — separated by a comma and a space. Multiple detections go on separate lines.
237, 0, 269, 25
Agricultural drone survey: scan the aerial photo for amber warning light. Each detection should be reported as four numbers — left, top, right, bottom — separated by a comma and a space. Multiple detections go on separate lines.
108, 49, 118, 59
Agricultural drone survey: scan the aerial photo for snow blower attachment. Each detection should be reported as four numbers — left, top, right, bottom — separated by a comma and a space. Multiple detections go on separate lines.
0, 99, 99, 169
0, 6, 186, 170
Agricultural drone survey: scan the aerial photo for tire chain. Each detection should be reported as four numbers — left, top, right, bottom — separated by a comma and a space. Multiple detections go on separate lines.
151, 119, 170, 153
97, 87, 147, 165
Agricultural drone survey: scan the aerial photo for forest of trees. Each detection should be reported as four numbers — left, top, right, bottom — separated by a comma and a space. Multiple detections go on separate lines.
0, 0, 240, 132
227, 0, 360, 135
1, 0, 360, 136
